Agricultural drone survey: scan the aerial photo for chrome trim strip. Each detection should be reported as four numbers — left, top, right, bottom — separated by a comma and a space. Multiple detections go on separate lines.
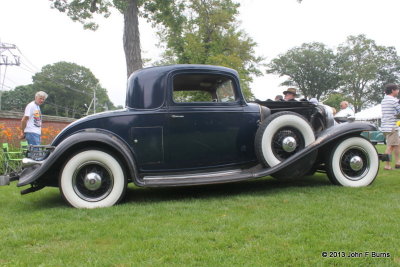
143, 169, 242, 181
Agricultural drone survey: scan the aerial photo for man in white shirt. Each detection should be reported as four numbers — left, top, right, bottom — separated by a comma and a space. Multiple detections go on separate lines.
381, 84, 400, 170
335, 101, 355, 118
19, 91, 48, 146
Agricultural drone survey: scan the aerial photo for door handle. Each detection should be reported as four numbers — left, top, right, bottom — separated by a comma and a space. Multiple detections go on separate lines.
171, 115, 184, 118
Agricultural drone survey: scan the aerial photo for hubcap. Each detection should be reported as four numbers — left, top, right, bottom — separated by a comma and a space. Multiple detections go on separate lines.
84, 172, 102, 191
282, 136, 297, 153
349, 156, 363, 171
271, 127, 305, 161
72, 161, 114, 202
340, 147, 369, 181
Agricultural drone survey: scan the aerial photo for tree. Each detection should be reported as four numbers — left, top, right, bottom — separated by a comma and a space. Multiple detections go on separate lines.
51, 0, 142, 77
152, 0, 263, 100
31, 61, 114, 118
336, 34, 400, 111
267, 42, 340, 100
365, 46, 400, 105
1, 85, 36, 112
50, 0, 183, 77
321, 92, 352, 112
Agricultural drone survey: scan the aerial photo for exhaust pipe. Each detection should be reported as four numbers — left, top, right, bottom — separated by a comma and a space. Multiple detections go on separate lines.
22, 158, 43, 167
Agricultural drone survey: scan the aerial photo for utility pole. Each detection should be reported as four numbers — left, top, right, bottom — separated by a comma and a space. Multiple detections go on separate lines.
0, 42, 20, 110
0, 43, 20, 66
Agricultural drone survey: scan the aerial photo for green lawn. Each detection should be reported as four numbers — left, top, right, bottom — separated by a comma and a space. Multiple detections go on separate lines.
0, 145, 399, 266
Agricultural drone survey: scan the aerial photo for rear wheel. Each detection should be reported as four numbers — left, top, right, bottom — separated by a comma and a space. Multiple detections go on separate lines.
326, 137, 379, 187
60, 149, 127, 208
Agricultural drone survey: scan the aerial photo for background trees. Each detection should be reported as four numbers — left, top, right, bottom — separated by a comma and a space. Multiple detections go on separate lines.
336, 35, 400, 111
153, 0, 263, 100
2, 62, 114, 118
50, 0, 185, 77
267, 42, 339, 101
50, 0, 262, 100
267, 34, 400, 111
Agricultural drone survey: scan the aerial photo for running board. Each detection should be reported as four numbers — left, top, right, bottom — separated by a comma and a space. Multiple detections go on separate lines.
142, 169, 251, 186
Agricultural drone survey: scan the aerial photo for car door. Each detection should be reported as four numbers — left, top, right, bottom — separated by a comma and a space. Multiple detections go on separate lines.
164, 71, 258, 170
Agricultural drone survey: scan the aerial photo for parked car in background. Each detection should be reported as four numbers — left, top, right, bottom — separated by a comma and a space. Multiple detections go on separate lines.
361, 130, 385, 145
0, 65, 380, 208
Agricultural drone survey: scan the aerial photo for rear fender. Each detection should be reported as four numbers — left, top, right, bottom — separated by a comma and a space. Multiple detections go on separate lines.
17, 129, 139, 187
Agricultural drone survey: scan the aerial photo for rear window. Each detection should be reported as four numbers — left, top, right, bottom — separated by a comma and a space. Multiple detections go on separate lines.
173, 73, 237, 103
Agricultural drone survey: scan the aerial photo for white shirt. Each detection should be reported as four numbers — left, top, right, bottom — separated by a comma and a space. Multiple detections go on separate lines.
334, 107, 354, 118
24, 101, 42, 135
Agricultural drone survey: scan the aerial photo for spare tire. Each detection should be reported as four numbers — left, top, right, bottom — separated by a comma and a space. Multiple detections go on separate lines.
255, 111, 315, 168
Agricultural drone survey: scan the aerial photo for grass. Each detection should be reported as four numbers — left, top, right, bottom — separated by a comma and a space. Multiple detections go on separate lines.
0, 145, 399, 266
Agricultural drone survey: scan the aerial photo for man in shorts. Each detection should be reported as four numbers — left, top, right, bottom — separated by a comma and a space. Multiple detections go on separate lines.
381, 84, 400, 170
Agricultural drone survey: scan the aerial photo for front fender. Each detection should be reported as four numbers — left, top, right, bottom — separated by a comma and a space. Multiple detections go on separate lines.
17, 129, 138, 187
252, 121, 377, 178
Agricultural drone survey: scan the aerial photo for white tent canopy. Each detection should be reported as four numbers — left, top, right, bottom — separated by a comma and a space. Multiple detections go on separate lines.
355, 104, 382, 121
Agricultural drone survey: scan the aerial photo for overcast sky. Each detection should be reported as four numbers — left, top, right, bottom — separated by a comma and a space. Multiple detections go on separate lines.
1, 0, 400, 107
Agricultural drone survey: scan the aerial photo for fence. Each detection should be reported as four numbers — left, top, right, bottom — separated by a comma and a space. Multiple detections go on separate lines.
0, 111, 75, 147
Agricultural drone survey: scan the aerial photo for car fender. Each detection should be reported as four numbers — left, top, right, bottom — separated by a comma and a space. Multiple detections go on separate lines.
252, 122, 378, 178
17, 129, 139, 187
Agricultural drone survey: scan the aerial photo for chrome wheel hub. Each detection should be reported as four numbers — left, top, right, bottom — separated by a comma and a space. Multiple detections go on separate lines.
72, 161, 114, 202
282, 136, 297, 153
349, 156, 363, 171
84, 172, 102, 191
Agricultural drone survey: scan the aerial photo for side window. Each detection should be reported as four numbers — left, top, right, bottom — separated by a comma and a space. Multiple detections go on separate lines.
173, 73, 237, 103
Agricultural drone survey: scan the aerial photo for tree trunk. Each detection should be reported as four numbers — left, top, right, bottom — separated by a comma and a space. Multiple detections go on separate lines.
123, 0, 143, 78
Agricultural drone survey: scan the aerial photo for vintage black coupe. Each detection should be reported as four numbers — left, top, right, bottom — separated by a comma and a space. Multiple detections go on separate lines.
0, 65, 380, 208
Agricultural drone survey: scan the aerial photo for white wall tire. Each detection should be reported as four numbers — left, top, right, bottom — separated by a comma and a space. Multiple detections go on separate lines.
60, 150, 127, 208
327, 137, 379, 187
255, 111, 315, 167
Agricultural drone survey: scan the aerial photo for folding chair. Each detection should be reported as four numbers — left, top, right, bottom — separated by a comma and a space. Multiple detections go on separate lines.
20, 140, 29, 156
2, 143, 25, 175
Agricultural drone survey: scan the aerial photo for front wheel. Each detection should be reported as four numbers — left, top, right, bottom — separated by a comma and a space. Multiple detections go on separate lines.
326, 137, 379, 187
60, 150, 127, 208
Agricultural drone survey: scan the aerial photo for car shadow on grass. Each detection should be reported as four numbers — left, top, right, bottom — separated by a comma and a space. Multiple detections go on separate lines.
15, 185, 66, 210
122, 174, 332, 205
16, 174, 332, 209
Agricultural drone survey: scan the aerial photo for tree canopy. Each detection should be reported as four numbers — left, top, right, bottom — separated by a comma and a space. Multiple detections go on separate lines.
50, 0, 184, 77
267, 35, 400, 111
153, 0, 263, 100
50, 0, 263, 100
3, 62, 115, 118
267, 42, 339, 101
336, 34, 400, 111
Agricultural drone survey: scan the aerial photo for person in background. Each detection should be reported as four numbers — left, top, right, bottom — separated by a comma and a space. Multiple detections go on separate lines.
335, 101, 355, 118
283, 88, 297, 101
274, 95, 283, 101
381, 84, 400, 170
19, 91, 48, 146
309, 98, 319, 105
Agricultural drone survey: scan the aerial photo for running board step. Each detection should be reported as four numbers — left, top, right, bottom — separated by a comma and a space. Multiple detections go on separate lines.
142, 169, 249, 186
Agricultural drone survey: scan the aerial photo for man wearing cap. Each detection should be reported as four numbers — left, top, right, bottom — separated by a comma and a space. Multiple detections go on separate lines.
283, 88, 298, 101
